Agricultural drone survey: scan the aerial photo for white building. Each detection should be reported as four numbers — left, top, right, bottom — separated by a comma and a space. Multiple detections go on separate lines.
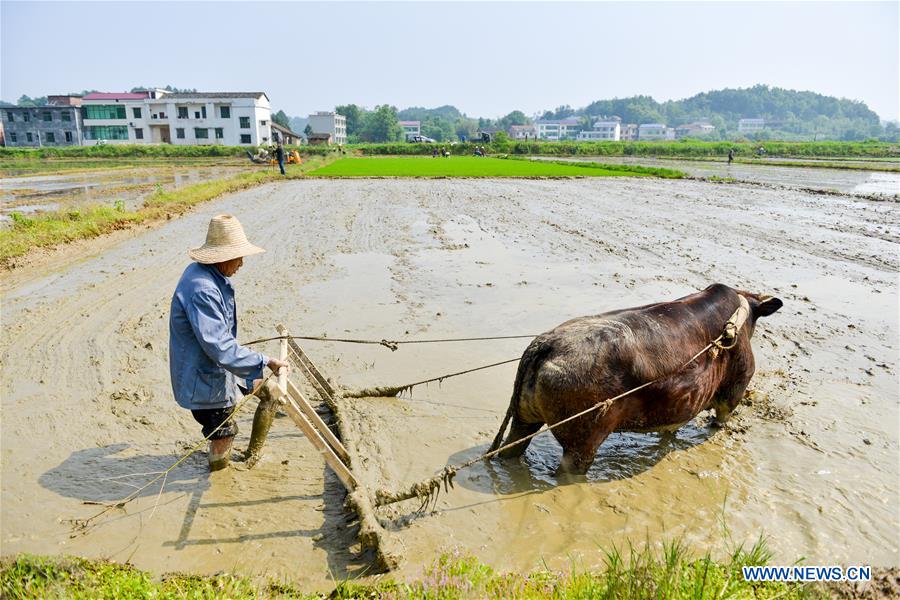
738, 118, 766, 133
308, 111, 347, 145
638, 123, 675, 141
577, 120, 621, 141
80, 90, 272, 146
675, 122, 716, 138
535, 117, 581, 140
508, 124, 537, 140
399, 120, 421, 140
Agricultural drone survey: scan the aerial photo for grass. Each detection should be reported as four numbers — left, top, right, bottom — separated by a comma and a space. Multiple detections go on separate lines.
308, 156, 685, 178
2, 539, 838, 599
0, 157, 329, 266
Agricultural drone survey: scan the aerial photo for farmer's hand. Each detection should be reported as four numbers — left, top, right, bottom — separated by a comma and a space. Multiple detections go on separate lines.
267, 358, 289, 375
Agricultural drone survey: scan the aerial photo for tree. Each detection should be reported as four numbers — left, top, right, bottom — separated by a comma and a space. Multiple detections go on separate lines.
272, 110, 291, 128
303, 124, 313, 138
496, 110, 530, 131
18, 95, 47, 106
335, 104, 363, 137
359, 105, 402, 142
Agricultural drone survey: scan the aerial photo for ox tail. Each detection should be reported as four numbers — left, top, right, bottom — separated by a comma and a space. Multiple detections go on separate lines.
487, 338, 548, 454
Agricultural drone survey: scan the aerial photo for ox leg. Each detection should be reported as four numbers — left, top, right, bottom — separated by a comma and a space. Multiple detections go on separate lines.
713, 381, 750, 427
497, 416, 542, 459
556, 422, 615, 476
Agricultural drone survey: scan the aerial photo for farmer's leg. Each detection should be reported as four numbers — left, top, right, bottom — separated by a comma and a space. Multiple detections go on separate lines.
191, 407, 239, 471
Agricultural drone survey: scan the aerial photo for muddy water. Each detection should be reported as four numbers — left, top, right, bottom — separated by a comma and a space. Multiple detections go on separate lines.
1, 178, 897, 588
548, 156, 900, 196
0, 167, 246, 220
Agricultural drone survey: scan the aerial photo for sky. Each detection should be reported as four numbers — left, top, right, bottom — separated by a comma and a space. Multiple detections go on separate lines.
2, 1, 898, 121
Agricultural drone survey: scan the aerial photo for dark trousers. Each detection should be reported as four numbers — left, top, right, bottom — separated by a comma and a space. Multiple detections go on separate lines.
191, 407, 239, 439
278, 158, 285, 175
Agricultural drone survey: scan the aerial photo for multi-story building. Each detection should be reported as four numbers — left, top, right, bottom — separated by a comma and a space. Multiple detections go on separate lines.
508, 124, 537, 140
307, 111, 347, 145
577, 120, 621, 141
535, 117, 581, 140
675, 122, 716, 138
399, 120, 421, 140
620, 123, 639, 141
80, 90, 272, 146
3, 95, 84, 147
638, 123, 676, 141
738, 118, 765, 133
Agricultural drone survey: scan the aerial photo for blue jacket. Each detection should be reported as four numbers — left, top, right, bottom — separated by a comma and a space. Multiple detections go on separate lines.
169, 262, 268, 410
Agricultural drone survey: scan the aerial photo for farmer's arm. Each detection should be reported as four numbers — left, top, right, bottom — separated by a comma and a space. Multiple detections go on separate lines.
186, 288, 283, 379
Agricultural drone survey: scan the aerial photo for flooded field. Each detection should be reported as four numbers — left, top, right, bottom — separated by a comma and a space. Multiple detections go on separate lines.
548, 156, 900, 196
1, 177, 897, 589
0, 165, 250, 222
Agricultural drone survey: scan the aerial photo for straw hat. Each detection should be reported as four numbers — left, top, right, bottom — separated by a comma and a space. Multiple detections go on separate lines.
189, 215, 265, 264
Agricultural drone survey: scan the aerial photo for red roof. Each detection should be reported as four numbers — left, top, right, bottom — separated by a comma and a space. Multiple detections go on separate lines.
82, 92, 151, 100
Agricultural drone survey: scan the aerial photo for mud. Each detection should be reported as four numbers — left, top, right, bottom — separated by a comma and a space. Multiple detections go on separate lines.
0, 166, 246, 222
547, 156, 900, 196
1, 177, 897, 588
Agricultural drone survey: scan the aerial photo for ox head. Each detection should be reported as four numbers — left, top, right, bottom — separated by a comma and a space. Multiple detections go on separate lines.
736, 290, 783, 328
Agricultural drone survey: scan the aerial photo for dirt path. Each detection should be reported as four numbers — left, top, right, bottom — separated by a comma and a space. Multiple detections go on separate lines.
1, 178, 897, 588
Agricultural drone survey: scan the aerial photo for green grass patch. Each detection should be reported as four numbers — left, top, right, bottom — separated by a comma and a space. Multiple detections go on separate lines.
0, 158, 329, 266
2, 539, 839, 599
308, 156, 684, 178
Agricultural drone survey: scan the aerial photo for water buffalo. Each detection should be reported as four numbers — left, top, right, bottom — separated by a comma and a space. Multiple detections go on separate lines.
489, 284, 783, 474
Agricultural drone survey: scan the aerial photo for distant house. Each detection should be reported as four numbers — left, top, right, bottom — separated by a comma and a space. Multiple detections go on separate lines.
79, 90, 272, 146
508, 124, 537, 140
620, 123, 639, 141
535, 117, 581, 140
638, 123, 675, 141
271, 121, 303, 145
308, 112, 347, 144
3, 96, 84, 147
307, 132, 333, 146
399, 121, 421, 140
577, 120, 621, 141
738, 118, 765, 133
675, 122, 716, 138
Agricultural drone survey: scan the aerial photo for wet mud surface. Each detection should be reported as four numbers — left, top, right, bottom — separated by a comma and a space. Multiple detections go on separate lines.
550, 156, 900, 196
1, 177, 897, 588
0, 166, 246, 222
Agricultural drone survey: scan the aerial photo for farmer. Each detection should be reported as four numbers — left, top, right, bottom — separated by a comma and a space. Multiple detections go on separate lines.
169, 214, 288, 471
275, 142, 286, 175
727, 148, 735, 165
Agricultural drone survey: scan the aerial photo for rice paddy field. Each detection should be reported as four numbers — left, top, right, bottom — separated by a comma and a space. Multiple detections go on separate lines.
308, 156, 681, 178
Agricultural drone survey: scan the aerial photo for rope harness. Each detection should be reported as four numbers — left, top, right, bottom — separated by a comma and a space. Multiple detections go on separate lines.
71, 297, 753, 531
373, 296, 752, 511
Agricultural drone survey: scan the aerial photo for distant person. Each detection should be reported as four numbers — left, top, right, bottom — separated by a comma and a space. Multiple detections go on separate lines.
432, 147, 439, 158
169, 215, 288, 471
275, 143, 286, 175
727, 149, 735, 165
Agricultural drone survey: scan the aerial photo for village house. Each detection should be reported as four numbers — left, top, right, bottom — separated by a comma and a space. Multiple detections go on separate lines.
638, 123, 675, 141
271, 121, 304, 145
535, 117, 581, 140
738, 118, 766, 133
307, 112, 347, 145
77, 90, 272, 146
399, 120, 421, 140
508, 124, 537, 140
3, 95, 84, 147
577, 119, 621, 141
675, 122, 716, 138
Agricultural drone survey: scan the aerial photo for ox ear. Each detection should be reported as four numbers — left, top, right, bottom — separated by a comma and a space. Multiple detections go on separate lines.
755, 296, 783, 318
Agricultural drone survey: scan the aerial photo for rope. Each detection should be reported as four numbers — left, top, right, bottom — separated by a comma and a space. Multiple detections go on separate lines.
243, 334, 537, 352
342, 357, 522, 398
374, 333, 727, 508
68, 373, 276, 534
